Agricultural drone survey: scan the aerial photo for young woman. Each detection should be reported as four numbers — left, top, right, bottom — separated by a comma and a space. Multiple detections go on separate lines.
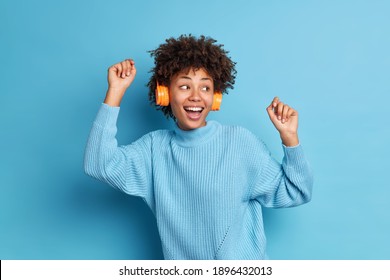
84, 35, 313, 259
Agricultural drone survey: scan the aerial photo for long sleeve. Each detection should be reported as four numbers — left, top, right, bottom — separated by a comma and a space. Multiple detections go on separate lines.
248, 136, 313, 208
84, 103, 152, 199
83, 117, 313, 259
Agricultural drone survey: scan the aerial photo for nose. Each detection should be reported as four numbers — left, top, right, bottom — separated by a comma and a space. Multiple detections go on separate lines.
188, 88, 201, 102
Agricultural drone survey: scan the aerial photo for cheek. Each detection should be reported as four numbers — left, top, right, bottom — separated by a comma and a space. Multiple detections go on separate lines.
170, 104, 181, 116
169, 94, 184, 115
204, 94, 214, 109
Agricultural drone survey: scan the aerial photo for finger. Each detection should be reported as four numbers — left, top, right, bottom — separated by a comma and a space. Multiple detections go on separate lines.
266, 104, 278, 122
266, 103, 275, 115
131, 62, 137, 76
287, 107, 298, 119
111, 65, 122, 79
123, 60, 132, 78
282, 104, 289, 123
128, 58, 136, 68
121, 61, 128, 78
108, 65, 116, 75
127, 58, 135, 66
271, 96, 279, 108
130, 59, 137, 76
114, 63, 123, 78
276, 102, 284, 120
124, 59, 132, 76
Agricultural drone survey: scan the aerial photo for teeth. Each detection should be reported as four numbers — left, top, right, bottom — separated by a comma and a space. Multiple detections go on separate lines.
185, 107, 203, 112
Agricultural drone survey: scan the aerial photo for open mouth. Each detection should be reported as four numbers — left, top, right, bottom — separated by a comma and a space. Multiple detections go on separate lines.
184, 106, 204, 113
183, 106, 204, 120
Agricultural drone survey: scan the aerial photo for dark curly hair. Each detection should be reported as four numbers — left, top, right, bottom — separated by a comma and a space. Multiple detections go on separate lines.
147, 34, 237, 119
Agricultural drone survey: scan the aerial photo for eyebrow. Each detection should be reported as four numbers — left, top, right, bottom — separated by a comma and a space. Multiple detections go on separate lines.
178, 76, 212, 81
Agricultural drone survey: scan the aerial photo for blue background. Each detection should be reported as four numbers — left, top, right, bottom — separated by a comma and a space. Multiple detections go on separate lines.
1, 0, 389, 259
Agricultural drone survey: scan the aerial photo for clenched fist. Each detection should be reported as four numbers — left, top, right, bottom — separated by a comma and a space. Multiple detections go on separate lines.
104, 59, 137, 107
266, 97, 299, 147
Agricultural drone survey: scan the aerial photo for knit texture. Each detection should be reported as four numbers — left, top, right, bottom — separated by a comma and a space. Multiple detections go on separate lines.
84, 103, 313, 259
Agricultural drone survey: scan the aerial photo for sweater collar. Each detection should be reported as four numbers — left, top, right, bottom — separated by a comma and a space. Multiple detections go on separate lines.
173, 120, 220, 147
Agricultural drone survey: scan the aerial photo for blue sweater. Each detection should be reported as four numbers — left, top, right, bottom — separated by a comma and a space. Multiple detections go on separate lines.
84, 103, 313, 259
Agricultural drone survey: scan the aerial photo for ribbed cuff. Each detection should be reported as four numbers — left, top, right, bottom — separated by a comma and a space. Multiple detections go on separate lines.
93, 103, 120, 128
282, 143, 307, 168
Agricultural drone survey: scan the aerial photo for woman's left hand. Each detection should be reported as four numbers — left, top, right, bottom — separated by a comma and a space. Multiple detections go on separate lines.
266, 97, 299, 146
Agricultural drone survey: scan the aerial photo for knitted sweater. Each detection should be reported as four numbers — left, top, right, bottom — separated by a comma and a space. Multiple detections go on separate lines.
84, 103, 313, 259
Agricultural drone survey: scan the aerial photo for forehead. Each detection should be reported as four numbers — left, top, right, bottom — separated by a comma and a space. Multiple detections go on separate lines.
172, 67, 213, 81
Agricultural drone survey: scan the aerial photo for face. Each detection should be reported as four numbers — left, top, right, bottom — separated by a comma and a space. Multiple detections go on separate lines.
169, 68, 214, 130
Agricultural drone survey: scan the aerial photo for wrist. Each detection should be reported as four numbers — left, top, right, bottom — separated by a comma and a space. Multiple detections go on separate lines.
104, 87, 126, 107
280, 132, 299, 147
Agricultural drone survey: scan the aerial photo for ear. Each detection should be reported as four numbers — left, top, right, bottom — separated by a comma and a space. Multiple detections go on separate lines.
211, 92, 222, 111
155, 82, 170, 106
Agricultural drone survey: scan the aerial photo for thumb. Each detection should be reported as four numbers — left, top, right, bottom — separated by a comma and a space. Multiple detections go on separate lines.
266, 104, 277, 122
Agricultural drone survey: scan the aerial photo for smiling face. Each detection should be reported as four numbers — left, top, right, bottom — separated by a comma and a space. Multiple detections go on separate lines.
169, 68, 214, 130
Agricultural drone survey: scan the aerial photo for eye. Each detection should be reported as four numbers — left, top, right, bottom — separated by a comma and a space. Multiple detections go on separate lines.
179, 85, 189, 90
201, 86, 210, 92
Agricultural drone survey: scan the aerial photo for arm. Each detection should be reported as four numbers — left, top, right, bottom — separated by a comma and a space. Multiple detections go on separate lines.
250, 142, 313, 208
84, 59, 151, 199
250, 97, 313, 207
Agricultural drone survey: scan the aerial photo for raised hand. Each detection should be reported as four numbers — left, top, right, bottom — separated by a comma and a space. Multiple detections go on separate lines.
107, 59, 136, 90
266, 97, 299, 147
104, 59, 137, 107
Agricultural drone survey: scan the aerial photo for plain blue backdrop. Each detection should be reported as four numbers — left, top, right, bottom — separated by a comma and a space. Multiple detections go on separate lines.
1, 0, 389, 259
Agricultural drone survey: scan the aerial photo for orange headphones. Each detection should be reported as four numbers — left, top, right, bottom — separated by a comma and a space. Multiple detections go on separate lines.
155, 82, 223, 111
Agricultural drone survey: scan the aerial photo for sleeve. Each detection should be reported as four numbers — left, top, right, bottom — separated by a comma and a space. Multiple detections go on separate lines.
83, 103, 152, 200
248, 134, 313, 208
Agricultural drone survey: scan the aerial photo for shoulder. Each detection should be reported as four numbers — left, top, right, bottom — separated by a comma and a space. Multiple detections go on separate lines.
218, 122, 259, 140
218, 123, 270, 153
137, 129, 174, 144
122, 129, 173, 152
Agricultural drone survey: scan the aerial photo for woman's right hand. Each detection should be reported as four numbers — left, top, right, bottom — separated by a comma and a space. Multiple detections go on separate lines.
107, 59, 137, 91
104, 59, 137, 107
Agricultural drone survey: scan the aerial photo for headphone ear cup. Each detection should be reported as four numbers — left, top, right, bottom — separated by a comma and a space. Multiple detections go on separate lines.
211, 92, 222, 111
155, 82, 170, 106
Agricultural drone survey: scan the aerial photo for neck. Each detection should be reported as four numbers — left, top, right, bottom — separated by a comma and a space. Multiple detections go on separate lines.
173, 120, 220, 147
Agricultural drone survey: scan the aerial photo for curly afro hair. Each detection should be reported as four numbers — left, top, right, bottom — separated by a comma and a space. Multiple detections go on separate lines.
147, 34, 237, 119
